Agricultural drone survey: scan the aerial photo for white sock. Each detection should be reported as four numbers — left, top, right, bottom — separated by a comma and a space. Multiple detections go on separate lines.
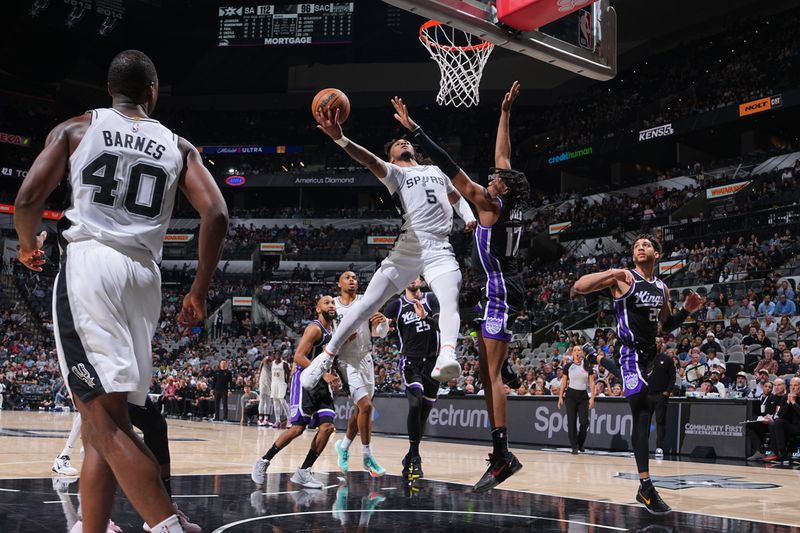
428, 270, 462, 349
151, 514, 184, 533
362, 444, 372, 458
341, 436, 353, 450
61, 414, 82, 457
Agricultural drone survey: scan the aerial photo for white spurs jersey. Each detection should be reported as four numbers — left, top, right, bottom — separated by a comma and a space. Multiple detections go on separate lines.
61, 108, 183, 262
270, 360, 286, 382
334, 294, 372, 360
382, 163, 456, 238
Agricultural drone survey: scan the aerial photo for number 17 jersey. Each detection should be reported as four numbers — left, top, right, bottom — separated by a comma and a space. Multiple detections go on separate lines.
62, 108, 184, 262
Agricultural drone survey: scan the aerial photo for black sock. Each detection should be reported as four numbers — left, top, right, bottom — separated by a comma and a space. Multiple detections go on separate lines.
301, 449, 320, 470
491, 427, 509, 457
640, 477, 653, 490
263, 444, 281, 461
162, 477, 172, 498
409, 441, 420, 456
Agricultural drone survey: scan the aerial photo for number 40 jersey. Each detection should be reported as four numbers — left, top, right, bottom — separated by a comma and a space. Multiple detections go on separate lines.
62, 108, 183, 262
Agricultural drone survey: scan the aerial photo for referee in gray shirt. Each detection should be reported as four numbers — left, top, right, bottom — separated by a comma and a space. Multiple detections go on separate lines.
558, 345, 596, 454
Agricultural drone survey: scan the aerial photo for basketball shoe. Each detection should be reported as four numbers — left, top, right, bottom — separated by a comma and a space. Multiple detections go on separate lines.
472, 452, 522, 493
251, 458, 270, 484
335, 439, 349, 472
431, 345, 460, 382
291, 467, 324, 489
636, 484, 671, 515
53, 455, 78, 476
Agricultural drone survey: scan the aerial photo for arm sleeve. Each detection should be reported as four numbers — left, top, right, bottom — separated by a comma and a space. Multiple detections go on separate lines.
410, 127, 460, 179
453, 195, 476, 224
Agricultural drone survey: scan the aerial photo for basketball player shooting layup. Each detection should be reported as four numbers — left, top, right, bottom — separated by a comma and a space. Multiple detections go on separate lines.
309, 106, 477, 390
251, 296, 341, 489
390, 84, 530, 492
573, 235, 705, 514
14, 50, 228, 532
333, 271, 390, 477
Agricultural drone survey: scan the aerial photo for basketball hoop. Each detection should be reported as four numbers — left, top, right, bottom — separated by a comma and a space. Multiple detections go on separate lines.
419, 20, 494, 108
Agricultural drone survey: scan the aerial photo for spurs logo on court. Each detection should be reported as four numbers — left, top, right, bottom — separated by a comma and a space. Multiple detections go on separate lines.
614, 473, 780, 490
71, 363, 96, 388
485, 317, 504, 335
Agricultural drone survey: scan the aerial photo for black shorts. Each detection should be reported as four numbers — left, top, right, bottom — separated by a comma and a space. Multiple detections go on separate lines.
401, 355, 439, 403
472, 273, 525, 342
289, 371, 334, 429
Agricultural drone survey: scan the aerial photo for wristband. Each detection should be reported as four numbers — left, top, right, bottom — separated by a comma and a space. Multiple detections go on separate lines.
334, 136, 350, 148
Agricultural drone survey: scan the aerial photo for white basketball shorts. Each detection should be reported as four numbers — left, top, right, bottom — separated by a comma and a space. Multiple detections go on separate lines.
53, 240, 161, 407
339, 353, 376, 403
377, 231, 459, 291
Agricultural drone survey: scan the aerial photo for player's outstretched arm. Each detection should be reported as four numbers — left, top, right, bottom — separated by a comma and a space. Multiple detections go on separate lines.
293, 325, 323, 369
572, 269, 633, 298
660, 287, 704, 333
390, 96, 495, 212
177, 138, 229, 326
315, 108, 388, 179
448, 189, 477, 232
495, 81, 520, 170
14, 117, 83, 271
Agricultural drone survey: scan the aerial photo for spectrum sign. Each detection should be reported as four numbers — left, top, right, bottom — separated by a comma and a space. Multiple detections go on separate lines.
547, 146, 593, 165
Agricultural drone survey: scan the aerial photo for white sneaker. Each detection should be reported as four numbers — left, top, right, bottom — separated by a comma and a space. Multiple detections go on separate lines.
290, 467, 324, 489
300, 353, 333, 390
144, 503, 201, 533
251, 458, 270, 484
431, 347, 460, 382
53, 455, 78, 476
655, 448, 664, 458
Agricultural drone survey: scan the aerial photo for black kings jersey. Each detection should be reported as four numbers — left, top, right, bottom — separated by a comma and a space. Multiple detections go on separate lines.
613, 269, 666, 351
384, 293, 440, 358
308, 320, 333, 361
472, 197, 523, 280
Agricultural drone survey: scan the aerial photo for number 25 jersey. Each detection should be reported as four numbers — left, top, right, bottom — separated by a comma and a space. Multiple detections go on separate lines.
61, 108, 183, 262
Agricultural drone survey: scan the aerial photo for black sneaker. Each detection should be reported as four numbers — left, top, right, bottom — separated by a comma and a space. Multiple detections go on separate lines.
636, 485, 671, 515
402, 454, 424, 480
571, 448, 579, 455
472, 452, 522, 493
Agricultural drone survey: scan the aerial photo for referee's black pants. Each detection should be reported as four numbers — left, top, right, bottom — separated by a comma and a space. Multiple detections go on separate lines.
565, 388, 589, 450
651, 392, 668, 451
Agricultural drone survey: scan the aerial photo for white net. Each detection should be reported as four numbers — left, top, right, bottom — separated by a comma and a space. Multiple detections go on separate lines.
419, 21, 494, 108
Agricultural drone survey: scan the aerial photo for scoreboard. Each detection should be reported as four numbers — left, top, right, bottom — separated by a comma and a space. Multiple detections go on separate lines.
218, 3, 354, 46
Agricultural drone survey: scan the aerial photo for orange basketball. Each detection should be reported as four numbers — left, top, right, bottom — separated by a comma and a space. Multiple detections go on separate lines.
311, 88, 350, 124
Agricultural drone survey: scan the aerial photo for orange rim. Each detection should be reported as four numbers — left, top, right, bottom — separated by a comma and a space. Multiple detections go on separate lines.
419, 20, 494, 52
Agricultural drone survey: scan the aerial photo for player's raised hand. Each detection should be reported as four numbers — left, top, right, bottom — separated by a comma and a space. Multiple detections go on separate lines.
501, 81, 520, 113
178, 291, 206, 326
17, 230, 48, 272
315, 107, 344, 141
369, 312, 387, 328
684, 291, 706, 313
610, 268, 634, 286
412, 300, 428, 320
391, 96, 418, 131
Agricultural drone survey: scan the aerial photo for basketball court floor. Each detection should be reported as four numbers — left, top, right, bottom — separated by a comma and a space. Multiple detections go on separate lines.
0, 411, 797, 532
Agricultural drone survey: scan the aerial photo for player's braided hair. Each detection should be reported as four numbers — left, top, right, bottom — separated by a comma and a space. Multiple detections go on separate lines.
491, 167, 530, 209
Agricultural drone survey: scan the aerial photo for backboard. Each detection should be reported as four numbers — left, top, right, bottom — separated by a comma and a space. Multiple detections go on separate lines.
383, 0, 617, 81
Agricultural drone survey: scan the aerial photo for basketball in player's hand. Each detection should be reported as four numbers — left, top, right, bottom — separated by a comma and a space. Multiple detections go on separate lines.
312, 88, 350, 124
